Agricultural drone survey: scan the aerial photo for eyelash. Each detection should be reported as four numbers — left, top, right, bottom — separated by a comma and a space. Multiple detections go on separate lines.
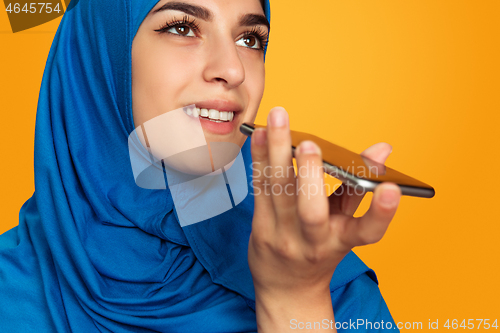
154, 15, 201, 35
243, 26, 269, 52
154, 16, 269, 52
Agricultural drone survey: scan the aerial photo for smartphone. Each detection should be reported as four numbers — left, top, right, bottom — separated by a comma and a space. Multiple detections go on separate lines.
240, 123, 435, 198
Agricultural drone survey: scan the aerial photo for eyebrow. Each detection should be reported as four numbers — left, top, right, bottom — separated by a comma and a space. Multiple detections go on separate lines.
152, 2, 212, 20
151, 1, 270, 31
239, 13, 270, 32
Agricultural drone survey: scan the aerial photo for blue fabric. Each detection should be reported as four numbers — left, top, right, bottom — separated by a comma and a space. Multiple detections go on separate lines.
0, 0, 398, 332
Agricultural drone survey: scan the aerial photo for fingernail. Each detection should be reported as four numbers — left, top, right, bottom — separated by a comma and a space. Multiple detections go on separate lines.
253, 128, 267, 146
299, 140, 320, 155
377, 187, 399, 208
268, 108, 287, 128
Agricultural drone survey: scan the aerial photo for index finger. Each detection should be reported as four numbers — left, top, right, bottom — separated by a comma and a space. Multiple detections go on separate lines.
329, 142, 393, 216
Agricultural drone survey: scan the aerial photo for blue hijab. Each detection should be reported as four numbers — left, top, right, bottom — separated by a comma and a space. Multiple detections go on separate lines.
0, 0, 397, 332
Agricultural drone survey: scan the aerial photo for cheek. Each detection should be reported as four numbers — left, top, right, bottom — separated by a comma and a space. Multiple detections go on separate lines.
132, 42, 196, 127
254, 66, 266, 103
244, 59, 265, 115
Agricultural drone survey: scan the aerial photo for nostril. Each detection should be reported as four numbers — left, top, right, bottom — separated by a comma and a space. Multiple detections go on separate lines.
214, 77, 227, 83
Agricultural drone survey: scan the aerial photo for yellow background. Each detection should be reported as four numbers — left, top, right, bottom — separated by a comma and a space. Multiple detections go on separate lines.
1, 0, 499, 330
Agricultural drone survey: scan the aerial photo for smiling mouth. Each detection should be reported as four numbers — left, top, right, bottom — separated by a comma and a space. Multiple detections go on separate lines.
184, 106, 235, 123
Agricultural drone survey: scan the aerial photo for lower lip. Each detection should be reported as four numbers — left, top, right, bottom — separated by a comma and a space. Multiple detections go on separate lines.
198, 114, 238, 135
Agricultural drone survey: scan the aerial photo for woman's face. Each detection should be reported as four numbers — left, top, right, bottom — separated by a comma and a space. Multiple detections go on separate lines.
132, 0, 268, 149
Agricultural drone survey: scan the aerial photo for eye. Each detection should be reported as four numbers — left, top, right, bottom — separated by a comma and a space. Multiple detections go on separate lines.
235, 27, 269, 51
166, 24, 196, 37
154, 16, 200, 37
236, 35, 260, 49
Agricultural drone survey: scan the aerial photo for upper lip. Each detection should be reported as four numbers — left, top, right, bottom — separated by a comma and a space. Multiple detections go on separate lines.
191, 99, 244, 113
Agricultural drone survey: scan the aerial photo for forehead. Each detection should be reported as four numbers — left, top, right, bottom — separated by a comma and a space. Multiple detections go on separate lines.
148, 0, 267, 22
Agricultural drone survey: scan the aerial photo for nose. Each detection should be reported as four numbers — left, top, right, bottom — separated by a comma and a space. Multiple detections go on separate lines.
202, 34, 245, 89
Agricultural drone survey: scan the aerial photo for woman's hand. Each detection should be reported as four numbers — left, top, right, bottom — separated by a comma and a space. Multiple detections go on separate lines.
248, 107, 402, 332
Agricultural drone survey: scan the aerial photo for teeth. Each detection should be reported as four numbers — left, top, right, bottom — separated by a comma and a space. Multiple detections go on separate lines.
208, 109, 220, 120
184, 106, 235, 122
